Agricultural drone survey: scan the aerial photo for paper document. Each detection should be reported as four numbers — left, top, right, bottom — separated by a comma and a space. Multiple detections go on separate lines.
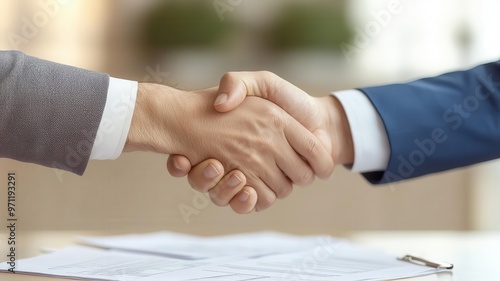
140, 238, 444, 281
0, 246, 209, 281
79, 231, 328, 260
0, 232, 450, 281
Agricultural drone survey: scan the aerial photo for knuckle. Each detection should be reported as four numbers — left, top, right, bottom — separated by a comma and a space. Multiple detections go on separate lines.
296, 168, 314, 186
275, 184, 293, 199
256, 193, 276, 211
258, 136, 274, 153
269, 111, 285, 130
259, 70, 277, 80
306, 136, 319, 156
220, 72, 238, 86
221, 71, 235, 81
319, 159, 335, 178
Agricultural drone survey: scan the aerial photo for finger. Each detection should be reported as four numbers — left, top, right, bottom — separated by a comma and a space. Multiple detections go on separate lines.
186, 159, 225, 193
284, 118, 335, 180
254, 146, 296, 198
268, 113, 315, 186
208, 170, 246, 207
166, 155, 192, 177
214, 72, 248, 112
230, 186, 257, 214
215, 71, 315, 119
250, 167, 291, 211
275, 149, 315, 187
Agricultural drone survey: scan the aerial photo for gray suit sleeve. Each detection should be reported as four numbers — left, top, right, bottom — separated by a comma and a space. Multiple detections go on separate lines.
0, 51, 109, 175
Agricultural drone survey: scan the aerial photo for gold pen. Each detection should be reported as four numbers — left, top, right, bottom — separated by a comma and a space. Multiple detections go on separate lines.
398, 254, 454, 270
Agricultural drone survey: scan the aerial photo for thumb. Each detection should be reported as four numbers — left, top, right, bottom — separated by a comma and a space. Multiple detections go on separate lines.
214, 72, 249, 113
215, 72, 315, 124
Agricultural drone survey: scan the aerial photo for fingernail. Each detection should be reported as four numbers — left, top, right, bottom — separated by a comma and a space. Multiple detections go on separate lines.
228, 174, 242, 187
203, 163, 220, 179
173, 159, 182, 170
214, 93, 228, 105
239, 191, 250, 202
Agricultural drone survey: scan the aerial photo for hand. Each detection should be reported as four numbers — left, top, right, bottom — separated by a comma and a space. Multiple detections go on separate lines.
167, 71, 354, 213
125, 82, 334, 212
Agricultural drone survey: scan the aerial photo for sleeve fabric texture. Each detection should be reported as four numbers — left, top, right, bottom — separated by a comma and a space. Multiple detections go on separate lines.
359, 61, 500, 184
0, 51, 109, 175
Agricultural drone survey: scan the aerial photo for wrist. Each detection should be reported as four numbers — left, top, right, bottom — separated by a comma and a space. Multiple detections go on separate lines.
124, 83, 184, 154
323, 96, 354, 166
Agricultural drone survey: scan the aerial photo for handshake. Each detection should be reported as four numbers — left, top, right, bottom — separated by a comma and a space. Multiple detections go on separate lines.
124, 71, 354, 214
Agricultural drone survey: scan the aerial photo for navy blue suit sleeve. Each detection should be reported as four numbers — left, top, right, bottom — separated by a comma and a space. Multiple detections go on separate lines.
358, 61, 500, 184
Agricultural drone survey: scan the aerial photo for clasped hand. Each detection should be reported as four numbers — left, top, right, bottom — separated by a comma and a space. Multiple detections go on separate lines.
126, 72, 353, 214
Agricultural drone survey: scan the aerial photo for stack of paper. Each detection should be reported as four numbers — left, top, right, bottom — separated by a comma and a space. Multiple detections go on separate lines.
0, 231, 450, 281
78, 231, 328, 259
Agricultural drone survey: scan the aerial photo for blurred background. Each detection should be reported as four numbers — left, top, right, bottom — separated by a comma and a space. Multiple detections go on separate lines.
0, 0, 499, 235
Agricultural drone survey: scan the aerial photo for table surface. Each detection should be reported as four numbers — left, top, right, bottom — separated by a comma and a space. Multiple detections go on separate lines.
1, 231, 499, 281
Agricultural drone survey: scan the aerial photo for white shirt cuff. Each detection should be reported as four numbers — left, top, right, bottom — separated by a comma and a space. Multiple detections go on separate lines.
332, 89, 390, 173
90, 77, 138, 160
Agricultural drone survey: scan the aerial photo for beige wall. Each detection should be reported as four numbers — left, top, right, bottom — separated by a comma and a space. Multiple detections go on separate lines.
0, 154, 471, 234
